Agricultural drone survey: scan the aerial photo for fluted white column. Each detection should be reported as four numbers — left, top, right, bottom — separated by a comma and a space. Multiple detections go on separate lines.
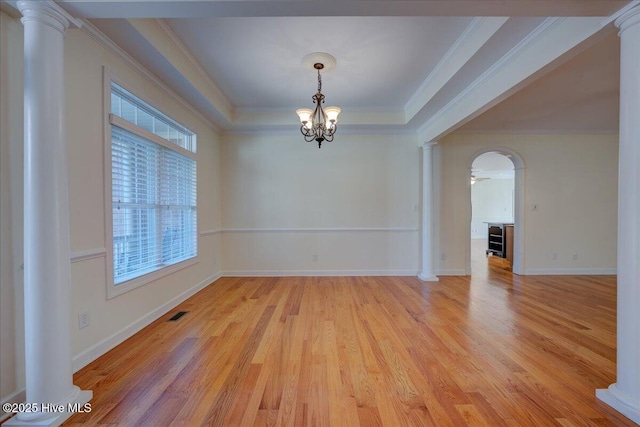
596, 3, 640, 425
419, 142, 438, 282
6, 2, 91, 426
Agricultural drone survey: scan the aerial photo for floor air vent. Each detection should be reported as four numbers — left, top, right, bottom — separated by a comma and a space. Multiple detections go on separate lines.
168, 311, 188, 322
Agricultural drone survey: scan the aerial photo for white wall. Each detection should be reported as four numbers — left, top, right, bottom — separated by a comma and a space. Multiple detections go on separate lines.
437, 132, 618, 275
471, 178, 514, 239
0, 10, 25, 405
0, 15, 223, 406
221, 133, 421, 275
65, 28, 223, 362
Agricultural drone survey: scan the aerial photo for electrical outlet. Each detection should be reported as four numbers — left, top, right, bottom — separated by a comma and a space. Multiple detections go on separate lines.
552, 252, 558, 261
572, 253, 578, 261
313, 254, 318, 262
440, 253, 446, 261
78, 311, 90, 330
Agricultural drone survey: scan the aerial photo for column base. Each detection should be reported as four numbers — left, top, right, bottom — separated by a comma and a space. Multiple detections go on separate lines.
418, 273, 439, 282
4, 388, 92, 427
596, 384, 640, 425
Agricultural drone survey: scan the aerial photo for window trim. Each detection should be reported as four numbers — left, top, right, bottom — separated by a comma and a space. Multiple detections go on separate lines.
103, 69, 199, 299
110, 115, 197, 161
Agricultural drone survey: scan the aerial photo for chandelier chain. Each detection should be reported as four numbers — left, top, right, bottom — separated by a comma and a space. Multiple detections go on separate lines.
317, 69, 322, 94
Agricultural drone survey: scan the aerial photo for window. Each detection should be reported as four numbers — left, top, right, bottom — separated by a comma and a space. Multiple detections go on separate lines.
108, 83, 197, 290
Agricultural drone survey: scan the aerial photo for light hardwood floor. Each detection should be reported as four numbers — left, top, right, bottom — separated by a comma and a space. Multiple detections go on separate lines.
62, 247, 633, 426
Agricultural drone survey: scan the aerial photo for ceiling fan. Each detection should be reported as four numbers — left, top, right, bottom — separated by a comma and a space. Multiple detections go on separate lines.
470, 174, 491, 185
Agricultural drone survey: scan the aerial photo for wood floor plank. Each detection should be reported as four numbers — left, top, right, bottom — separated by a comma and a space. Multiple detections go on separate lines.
53, 247, 637, 427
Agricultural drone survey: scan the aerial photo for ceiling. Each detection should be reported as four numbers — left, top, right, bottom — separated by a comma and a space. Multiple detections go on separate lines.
459, 32, 620, 133
165, 16, 473, 110
28, 0, 631, 139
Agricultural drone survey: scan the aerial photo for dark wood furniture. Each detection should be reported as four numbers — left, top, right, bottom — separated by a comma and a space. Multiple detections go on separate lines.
486, 222, 513, 258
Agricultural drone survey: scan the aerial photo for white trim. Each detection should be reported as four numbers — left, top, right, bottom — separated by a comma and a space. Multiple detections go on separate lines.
405, 17, 508, 121
596, 386, 640, 425
79, 19, 219, 132
222, 270, 418, 277
223, 125, 418, 138
103, 67, 116, 301
104, 69, 200, 300
435, 269, 467, 276
108, 258, 199, 299
44, 0, 82, 28
73, 272, 221, 372
602, 0, 640, 27
200, 228, 222, 236
418, 17, 565, 138
451, 129, 619, 135
70, 248, 106, 263
222, 227, 419, 233
406, 17, 485, 110
109, 114, 197, 160
0, 389, 27, 424
152, 19, 233, 113
523, 268, 616, 275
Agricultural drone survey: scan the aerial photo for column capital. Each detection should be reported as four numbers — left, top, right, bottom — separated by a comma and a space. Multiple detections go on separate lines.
421, 141, 438, 150
17, 0, 82, 35
614, 2, 640, 33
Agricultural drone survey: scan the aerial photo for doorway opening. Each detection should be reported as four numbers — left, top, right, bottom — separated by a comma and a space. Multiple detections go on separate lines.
467, 149, 524, 275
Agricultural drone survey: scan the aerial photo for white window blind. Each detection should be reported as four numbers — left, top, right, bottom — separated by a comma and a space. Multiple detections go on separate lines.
110, 84, 197, 286
111, 84, 196, 153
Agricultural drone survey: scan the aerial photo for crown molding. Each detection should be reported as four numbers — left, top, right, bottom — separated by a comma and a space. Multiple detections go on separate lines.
451, 128, 618, 135
419, 17, 565, 138
418, 16, 605, 143
234, 106, 407, 129
78, 18, 220, 133
222, 125, 418, 138
405, 16, 508, 121
601, 0, 640, 27
151, 18, 234, 114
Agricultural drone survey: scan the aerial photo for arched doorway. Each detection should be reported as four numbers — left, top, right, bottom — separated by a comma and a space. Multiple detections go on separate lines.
466, 148, 525, 275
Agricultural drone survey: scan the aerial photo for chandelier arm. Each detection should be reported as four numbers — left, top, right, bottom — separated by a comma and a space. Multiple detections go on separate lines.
300, 125, 316, 142
324, 132, 335, 143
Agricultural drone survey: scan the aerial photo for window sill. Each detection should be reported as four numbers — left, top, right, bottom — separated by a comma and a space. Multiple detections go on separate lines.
107, 256, 199, 299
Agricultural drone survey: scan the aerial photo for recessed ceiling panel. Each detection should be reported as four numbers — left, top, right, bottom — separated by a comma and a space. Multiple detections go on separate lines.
167, 16, 473, 109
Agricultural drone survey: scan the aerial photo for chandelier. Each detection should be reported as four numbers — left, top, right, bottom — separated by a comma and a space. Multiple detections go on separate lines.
296, 60, 341, 149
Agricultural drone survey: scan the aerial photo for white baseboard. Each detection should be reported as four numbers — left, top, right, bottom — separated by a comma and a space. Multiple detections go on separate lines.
0, 389, 26, 424
222, 269, 419, 277
72, 272, 222, 372
434, 267, 616, 276
418, 273, 439, 282
435, 269, 468, 276
596, 386, 640, 425
523, 268, 616, 275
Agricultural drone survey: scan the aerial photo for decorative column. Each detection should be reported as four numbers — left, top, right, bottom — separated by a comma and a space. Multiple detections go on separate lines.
419, 142, 438, 282
6, 2, 92, 426
596, 3, 640, 425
